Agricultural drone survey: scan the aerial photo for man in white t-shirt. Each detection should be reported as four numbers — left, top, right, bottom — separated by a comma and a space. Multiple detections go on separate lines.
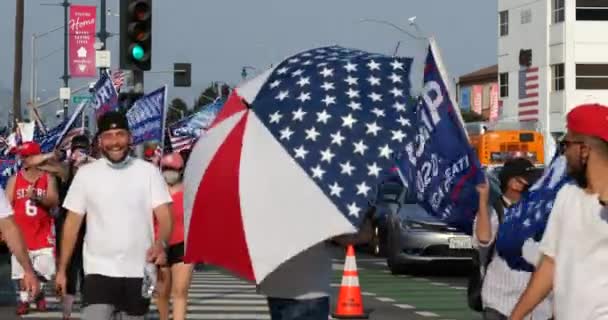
0, 189, 40, 299
55, 111, 173, 320
511, 103, 608, 320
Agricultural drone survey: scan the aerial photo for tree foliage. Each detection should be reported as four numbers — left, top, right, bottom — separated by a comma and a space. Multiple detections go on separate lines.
167, 98, 189, 124
193, 82, 231, 113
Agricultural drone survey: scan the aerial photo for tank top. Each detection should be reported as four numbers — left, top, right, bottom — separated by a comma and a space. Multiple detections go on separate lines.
153, 189, 185, 246
13, 171, 55, 250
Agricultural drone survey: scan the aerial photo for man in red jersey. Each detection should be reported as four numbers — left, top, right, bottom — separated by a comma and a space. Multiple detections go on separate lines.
5, 141, 60, 315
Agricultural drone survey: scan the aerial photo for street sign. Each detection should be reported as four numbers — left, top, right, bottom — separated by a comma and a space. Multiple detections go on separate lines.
72, 95, 93, 104
59, 87, 71, 100
96, 50, 111, 68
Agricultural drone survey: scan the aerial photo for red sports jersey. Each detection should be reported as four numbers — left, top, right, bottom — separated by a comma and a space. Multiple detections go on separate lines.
12, 171, 55, 250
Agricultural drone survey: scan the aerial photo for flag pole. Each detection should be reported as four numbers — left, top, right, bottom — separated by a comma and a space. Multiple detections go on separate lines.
160, 85, 168, 156
428, 36, 470, 142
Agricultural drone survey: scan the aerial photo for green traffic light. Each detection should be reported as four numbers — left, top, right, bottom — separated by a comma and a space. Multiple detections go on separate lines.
131, 44, 145, 61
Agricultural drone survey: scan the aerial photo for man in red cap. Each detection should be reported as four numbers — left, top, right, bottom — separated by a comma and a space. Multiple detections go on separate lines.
5, 141, 60, 315
511, 104, 608, 319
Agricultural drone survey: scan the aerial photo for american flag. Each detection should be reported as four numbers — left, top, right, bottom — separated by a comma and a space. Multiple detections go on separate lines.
111, 70, 126, 92
518, 66, 539, 122
254, 46, 416, 223
167, 100, 224, 153
168, 125, 196, 152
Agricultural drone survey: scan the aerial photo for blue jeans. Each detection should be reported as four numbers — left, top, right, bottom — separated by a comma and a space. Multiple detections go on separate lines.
267, 297, 330, 320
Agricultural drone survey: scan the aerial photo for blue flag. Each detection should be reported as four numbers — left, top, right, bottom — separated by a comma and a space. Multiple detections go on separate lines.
35, 102, 86, 153
399, 45, 484, 234
92, 71, 119, 118
496, 152, 571, 272
0, 158, 18, 189
127, 86, 167, 145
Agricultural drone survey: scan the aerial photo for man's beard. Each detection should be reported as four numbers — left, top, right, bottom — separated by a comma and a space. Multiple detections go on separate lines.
102, 148, 130, 166
568, 160, 588, 189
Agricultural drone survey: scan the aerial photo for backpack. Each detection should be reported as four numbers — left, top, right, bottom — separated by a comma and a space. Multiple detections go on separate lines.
467, 199, 504, 312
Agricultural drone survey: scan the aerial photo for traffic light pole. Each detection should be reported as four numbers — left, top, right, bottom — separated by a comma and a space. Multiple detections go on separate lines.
133, 70, 144, 94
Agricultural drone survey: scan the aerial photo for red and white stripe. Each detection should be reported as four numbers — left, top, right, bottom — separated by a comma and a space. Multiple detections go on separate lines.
111, 70, 125, 91
519, 67, 539, 122
170, 135, 195, 152
183, 69, 356, 282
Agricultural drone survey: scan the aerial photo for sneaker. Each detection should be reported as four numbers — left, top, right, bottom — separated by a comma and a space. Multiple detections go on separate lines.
35, 297, 47, 311
16, 302, 29, 315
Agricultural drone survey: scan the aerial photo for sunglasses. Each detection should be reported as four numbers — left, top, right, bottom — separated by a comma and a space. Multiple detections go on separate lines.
558, 139, 584, 154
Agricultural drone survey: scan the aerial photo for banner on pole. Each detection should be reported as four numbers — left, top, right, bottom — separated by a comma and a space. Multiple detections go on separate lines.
69, 5, 97, 78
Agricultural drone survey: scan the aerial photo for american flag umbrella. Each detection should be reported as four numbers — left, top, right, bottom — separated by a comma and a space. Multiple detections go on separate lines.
183, 46, 417, 282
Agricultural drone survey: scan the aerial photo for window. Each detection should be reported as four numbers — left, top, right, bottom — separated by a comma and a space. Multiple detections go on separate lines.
499, 72, 509, 97
576, 64, 608, 89
553, 0, 565, 23
521, 8, 532, 24
552, 64, 565, 91
577, 0, 608, 21
499, 11, 509, 36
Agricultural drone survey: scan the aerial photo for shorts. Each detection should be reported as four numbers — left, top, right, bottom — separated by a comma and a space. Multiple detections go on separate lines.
82, 274, 150, 316
166, 242, 185, 267
11, 247, 55, 281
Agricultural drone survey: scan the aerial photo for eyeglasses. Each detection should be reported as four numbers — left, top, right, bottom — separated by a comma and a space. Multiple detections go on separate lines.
558, 139, 584, 154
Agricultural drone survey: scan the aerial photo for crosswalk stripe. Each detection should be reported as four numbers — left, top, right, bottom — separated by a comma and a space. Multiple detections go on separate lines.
19, 270, 271, 319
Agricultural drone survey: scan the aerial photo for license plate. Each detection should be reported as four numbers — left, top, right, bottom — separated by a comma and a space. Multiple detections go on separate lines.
448, 237, 472, 249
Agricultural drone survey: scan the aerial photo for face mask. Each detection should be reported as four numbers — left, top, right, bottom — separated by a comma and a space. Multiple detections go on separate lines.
162, 170, 182, 185
103, 155, 133, 169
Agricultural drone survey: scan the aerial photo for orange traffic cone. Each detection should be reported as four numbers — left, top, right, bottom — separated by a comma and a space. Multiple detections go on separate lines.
332, 245, 369, 319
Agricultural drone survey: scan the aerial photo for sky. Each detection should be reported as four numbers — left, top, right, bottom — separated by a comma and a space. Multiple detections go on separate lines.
0, 0, 497, 125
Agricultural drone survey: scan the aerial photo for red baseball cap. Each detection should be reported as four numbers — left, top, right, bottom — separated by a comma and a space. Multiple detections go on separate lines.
17, 141, 42, 157
567, 103, 608, 142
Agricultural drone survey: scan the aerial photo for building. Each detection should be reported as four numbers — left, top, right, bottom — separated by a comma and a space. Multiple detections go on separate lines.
498, 0, 608, 143
457, 65, 499, 121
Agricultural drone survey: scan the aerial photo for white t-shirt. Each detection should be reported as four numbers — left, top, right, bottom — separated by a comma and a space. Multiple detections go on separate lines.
63, 158, 172, 278
0, 188, 13, 219
540, 184, 608, 320
258, 242, 332, 300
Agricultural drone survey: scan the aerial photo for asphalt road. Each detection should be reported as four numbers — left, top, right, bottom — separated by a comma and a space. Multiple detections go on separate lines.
0, 248, 482, 320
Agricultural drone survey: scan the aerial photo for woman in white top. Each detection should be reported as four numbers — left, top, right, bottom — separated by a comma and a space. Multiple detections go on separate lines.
473, 158, 553, 320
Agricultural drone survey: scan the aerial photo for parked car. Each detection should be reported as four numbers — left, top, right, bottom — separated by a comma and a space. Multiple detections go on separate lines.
385, 199, 476, 274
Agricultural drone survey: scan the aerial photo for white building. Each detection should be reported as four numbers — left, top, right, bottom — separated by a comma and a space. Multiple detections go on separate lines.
498, 0, 608, 146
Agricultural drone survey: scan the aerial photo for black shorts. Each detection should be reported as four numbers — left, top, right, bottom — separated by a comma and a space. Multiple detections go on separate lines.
82, 274, 150, 316
166, 242, 185, 266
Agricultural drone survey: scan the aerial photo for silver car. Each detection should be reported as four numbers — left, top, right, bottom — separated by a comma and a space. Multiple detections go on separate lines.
385, 201, 476, 274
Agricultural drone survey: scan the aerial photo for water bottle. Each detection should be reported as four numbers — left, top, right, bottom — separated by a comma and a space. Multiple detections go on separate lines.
141, 263, 157, 299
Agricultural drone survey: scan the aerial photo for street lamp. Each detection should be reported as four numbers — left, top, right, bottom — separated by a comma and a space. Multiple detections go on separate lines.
241, 66, 258, 81
30, 25, 64, 110
357, 18, 426, 40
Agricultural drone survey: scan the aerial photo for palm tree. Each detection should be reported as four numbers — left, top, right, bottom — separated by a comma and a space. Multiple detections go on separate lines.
12, 0, 25, 123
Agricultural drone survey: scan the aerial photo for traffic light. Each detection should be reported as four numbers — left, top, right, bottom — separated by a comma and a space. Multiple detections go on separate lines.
174, 63, 192, 87
120, 0, 152, 71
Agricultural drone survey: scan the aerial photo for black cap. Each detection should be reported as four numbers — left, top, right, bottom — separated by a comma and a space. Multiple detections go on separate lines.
71, 134, 90, 151
97, 111, 129, 134
499, 157, 541, 190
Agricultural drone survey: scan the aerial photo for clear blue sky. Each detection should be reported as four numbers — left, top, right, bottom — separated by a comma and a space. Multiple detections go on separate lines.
0, 0, 497, 123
